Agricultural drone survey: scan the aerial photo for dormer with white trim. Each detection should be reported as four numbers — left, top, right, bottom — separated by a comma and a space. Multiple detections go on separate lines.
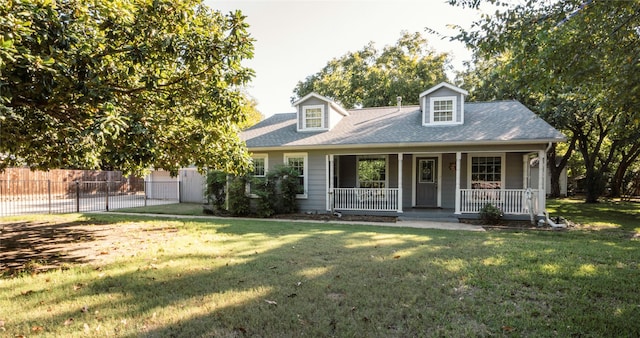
419, 82, 468, 126
292, 92, 349, 132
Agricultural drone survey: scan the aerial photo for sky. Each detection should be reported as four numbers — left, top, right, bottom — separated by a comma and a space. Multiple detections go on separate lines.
207, 0, 487, 116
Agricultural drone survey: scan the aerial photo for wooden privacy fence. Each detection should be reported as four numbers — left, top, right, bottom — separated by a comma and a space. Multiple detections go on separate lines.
0, 178, 145, 198
0, 168, 137, 182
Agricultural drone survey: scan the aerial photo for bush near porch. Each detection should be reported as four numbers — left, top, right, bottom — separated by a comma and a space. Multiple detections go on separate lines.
204, 166, 301, 217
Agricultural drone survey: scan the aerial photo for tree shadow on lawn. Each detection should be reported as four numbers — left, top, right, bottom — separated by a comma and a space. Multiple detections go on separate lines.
4, 215, 640, 337
0, 220, 110, 275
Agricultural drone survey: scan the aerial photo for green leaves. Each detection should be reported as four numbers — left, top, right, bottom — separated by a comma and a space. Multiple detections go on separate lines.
0, 0, 255, 176
453, 0, 640, 201
292, 31, 449, 108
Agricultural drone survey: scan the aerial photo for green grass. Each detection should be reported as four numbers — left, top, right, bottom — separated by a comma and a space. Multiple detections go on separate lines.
1, 200, 639, 337
547, 197, 640, 233
115, 202, 205, 216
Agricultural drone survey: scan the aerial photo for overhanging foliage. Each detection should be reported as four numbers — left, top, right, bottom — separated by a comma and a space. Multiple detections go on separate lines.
0, 0, 256, 175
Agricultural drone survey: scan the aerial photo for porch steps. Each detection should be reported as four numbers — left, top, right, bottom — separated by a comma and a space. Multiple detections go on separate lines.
398, 216, 459, 223
398, 209, 459, 223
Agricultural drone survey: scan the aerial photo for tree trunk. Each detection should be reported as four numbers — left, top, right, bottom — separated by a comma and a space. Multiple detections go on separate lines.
549, 169, 562, 197
547, 140, 575, 198
609, 142, 640, 198
610, 165, 625, 198
584, 168, 606, 203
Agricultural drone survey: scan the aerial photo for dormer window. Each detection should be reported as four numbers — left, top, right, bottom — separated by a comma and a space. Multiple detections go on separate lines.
420, 82, 468, 126
303, 105, 324, 129
293, 92, 348, 132
431, 97, 456, 123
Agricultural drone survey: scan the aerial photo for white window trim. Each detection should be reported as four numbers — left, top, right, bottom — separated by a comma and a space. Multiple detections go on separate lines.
466, 153, 506, 190
301, 105, 326, 131
356, 155, 389, 188
248, 154, 268, 198
284, 152, 308, 199
426, 96, 458, 125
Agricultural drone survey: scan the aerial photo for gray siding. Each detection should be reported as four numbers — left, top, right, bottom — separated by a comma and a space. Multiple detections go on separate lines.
401, 154, 413, 208
304, 150, 328, 211
260, 150, 327, 212
440, 153, 456, 209
505, 153, 524, 189
388, 154, 398, 187
460, 155, 469, 190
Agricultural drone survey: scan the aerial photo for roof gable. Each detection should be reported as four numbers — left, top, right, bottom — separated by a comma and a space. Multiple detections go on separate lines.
420, 82, 467, 126
419, 82, 469, 98
292, 92, 349, 117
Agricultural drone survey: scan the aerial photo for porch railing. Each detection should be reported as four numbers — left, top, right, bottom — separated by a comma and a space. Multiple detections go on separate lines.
460, 189, 539, 215
333, 188, 399, 212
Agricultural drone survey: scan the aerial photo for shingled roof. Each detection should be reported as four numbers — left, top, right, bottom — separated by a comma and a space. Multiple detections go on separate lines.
242, 100, 565, 150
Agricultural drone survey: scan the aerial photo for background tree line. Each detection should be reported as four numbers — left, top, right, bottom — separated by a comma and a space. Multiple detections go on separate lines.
293, 0, 640, 203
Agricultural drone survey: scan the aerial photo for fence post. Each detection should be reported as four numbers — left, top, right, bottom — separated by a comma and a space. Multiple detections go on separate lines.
178, 180, 182, 203
75, 181, 80, 213
144, 181, 148, 207
48, 180, 52, 214
105, 181, 110, 211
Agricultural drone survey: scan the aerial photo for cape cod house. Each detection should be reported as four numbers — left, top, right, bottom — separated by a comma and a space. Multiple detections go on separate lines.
241, 83, 565, 220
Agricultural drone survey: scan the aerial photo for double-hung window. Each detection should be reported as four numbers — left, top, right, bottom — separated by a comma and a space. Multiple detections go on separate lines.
284, 153, 308, 198
249, 154, 268, 196
303, 105, 324, 129
430, 96, 457, 123
469, 155, 503, 189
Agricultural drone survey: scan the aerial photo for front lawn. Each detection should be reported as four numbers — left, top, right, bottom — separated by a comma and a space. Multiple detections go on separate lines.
115, 202, 205, 216
547, 198, 640, 233
1, 212, 638, 337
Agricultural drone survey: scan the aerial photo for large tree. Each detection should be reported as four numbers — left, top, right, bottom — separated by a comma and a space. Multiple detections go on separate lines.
292, 31, 449, 108
451, 0, 640, 202
0, 0, 255, 175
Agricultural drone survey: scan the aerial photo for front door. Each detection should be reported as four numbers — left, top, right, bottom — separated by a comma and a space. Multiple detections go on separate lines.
416, 157, 438, 207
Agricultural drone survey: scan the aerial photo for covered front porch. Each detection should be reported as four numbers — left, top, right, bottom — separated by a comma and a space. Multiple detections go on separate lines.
326, 150, 548, 219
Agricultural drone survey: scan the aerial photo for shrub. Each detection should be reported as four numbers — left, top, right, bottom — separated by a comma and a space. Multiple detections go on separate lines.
227, 175, 251, 216
254, 176, 276, 217
273, 166, 300, 214
479, 203, 503, 225
204, 170, 228, 212
203, 165, 302, 218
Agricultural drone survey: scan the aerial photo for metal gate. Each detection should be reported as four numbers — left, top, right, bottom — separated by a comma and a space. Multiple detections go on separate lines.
0, 180, 179, 216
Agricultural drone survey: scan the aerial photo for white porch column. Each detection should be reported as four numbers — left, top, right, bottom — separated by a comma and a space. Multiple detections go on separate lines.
455, 152, 462, 214
523, 155, 530, 188
538, 150, 546, 217
397, 153, 403, 213
326, 154, 334, 211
